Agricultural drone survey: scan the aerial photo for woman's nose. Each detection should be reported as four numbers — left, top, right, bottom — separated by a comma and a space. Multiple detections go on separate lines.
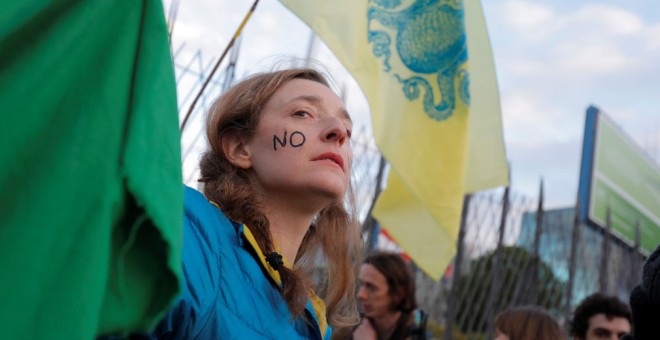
322, 117, 348, 146
357, 286, 367, 300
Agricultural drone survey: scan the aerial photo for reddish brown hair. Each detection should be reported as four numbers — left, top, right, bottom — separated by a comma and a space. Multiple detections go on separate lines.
495, 306, 565, 340
199, 68, 360, 328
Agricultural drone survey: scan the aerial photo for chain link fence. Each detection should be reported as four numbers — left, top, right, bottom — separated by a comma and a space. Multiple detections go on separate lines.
413, 191, 647, 339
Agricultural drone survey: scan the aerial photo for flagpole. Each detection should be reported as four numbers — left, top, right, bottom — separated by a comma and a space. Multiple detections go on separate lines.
179, 0, 260, 133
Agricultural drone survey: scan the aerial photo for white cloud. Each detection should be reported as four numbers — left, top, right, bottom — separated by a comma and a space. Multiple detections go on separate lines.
646, 24, 660, 51
501, 90, 579, 148
492, 2, 650, 81
498, 0, 561, 41
556, 42, 630, 75
500, 1, 555, 30
501, 58, 547, 79
571, 4, 644, 36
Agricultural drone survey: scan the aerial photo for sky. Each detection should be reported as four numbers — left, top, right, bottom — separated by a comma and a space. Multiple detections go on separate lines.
165, 0, 660, 209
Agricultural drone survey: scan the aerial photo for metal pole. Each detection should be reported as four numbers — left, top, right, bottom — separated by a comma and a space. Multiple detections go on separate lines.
304, 31, 317, 68
486, 186, 510, 340
167, 0, 181, 41
180, 0, 260, 132
530, 179, 544, 304
221, 35, 242, 92
565, 200, 582, 327
362, 155, 387, 253
599, 208, 612, 294
442, 194, 472, 340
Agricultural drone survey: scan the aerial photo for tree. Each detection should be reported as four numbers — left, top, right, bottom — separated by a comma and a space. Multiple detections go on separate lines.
453, 246, 566, 334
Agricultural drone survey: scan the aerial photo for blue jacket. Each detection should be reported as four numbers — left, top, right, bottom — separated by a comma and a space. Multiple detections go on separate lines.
154, 186, 331, 339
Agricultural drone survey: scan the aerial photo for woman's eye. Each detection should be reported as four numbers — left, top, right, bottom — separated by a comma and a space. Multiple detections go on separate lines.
293, 110, 310, 117
346, 128, 352, 138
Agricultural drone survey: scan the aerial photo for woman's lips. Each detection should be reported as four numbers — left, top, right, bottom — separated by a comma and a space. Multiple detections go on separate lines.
313, 152, 344, 171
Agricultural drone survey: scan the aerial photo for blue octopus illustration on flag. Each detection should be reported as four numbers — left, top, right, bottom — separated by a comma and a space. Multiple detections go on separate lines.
368, 0, 470, 121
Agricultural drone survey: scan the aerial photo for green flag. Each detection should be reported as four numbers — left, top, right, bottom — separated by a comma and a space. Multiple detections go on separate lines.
0, 1, 182, 338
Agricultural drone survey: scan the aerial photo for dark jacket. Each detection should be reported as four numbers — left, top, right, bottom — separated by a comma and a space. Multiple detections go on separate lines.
623, 244, 660, 340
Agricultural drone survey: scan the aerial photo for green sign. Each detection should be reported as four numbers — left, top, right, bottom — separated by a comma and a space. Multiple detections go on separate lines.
590, 114, 660, 252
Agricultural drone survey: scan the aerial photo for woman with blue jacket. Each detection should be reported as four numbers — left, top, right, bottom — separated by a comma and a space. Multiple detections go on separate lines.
154, 67, 361, 339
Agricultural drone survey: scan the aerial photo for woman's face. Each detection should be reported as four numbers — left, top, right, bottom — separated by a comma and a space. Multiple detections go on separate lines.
243, 78, 352, 209
494, 328, 510, 340
357, 263, 396, 319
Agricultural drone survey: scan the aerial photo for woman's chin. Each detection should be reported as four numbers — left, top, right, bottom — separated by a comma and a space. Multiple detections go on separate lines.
308, 185, 346, 203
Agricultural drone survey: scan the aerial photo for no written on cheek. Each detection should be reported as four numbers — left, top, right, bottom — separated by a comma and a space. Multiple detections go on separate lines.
272, 129, 306, 151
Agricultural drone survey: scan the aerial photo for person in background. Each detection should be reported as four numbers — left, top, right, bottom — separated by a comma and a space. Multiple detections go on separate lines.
352, 251, 428, 340
493, 306, 565, 340
153, 67, 361, 339
570, 293, 631, 340
622, 245, 660, 340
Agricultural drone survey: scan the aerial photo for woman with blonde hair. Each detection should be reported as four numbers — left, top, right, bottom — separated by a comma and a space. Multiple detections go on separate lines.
154, 67, 361, 339
494, 306, 565, 340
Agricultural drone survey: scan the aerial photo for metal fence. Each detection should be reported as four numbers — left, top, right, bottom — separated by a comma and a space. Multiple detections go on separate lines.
172, 45, 647, 340
412, 188, 647, 340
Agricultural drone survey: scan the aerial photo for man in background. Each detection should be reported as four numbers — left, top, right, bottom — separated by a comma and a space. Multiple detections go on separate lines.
570, 293, 631, 340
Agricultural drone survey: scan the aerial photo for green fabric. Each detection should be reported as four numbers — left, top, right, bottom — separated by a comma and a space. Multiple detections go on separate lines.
0, 1, 183, 339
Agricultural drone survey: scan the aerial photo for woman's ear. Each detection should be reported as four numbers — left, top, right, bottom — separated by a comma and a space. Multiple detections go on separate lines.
221, 131, 252, 169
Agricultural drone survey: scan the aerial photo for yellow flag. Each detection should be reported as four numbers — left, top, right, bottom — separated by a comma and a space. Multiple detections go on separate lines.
278, 0, 508, 279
